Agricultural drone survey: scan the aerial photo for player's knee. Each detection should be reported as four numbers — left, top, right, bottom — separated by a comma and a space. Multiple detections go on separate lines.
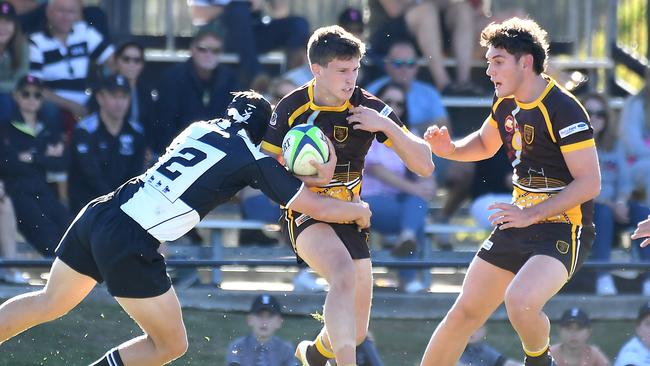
326, 259, 356, 292
445, 302, 483, 329
504, 289, 539, 323
160, 332, 188, 361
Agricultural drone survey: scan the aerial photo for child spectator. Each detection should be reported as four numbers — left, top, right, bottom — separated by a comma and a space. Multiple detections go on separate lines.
550, 308, 610, 366
614, 301, 650, 366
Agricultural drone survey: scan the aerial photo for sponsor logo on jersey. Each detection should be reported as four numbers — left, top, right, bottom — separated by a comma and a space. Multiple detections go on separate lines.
481, 239, 493, 251
379, 104, 393, 117
558, 122, 589, 139
556, 240, 570, 254
524, 124, 534, 145
334, 125, 348, 143
295, 213, 311, 226
270, 112, 277, 126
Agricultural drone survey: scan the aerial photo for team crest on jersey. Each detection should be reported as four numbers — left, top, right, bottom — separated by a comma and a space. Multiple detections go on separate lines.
334, 125, 348, 143
556, 240, 570, 254
505, 115, 515, 133
119, 134, 135, 155
524, 124, 534, 145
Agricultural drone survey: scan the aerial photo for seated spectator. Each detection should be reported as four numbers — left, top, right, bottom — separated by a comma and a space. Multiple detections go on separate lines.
0, 75, 70, 257
11, 0, 110, 40
469, 146, 512, 229
0, 1, 28, 122
618, 71, 650, 207
68, 74, 146, 214
614, 301, 650, 366
0, 179, 26, 283
111, 40, 158, 156
226, 294, 295, 366
356, 331, 385, 366
550, 307, 610, 366
188, 0, 309, 88
582, 93, 650, 296
268, 77, 297, 106
363, 82, 434, 293
367, 0, 480, 94
459, 325, 522, 366
155, 28, 238, 154
28, 0, 114, 124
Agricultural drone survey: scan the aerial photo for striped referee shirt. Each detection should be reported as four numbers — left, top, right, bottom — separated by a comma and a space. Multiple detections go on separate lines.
29, 21, 114, 105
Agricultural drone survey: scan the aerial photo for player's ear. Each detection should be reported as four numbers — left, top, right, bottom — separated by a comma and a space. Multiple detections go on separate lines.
311, 63, 322, 77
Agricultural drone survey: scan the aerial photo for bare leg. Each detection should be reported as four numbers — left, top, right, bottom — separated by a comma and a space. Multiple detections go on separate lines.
420, 257, 513, 366
297, 223, 357, 365
505, 255, 568, 353
113, 287, 188, 365
0, 258, 96, 344
404, 2, 451, 90
0, 191, 17, 259
445, 1, 475, 84
353, 258, 373, 345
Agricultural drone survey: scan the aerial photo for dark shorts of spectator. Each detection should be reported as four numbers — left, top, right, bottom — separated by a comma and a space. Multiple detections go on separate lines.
282, 209, 371, 263
477, 222, 594, 278
55, 194, 171, 298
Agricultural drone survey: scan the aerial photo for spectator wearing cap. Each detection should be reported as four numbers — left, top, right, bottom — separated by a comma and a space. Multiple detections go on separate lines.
155, 29, 238, 155
226, 294, 296, 366
28, 0, 114, 122
68, 74, 145, 214
614, 302, 650, 366
339, 7, 365, 39
0, 75, 70, 257
0, 1, 29, 122
550, 308, 610, 366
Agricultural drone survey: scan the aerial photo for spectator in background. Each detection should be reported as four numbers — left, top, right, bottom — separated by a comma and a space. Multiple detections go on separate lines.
188, 0, 309, 88
363, 82, 435, 293
0, 75, 70, 257
112, 40, 158, 155
29, 0, 114, 123
459, 325, 522, 366
68, 74, 145, 214
469, 146, 512, 229
367, 0, 479, 94
550, 308, 609, 366
0, 1, 28, 122
614, 301, 650, 366
226, 294, 295, 366
155, 28, 238, 154
0, 179, 25, 283
618, 69, 650, 207
583, 93, 650, 296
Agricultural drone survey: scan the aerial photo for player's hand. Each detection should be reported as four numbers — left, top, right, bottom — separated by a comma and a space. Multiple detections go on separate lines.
487, 202, 537, 229
347, 105, 389, 133
631, 215, 650, 248
298, 137, 337, 187
354, 197, 371, 230
423, 125, 455, 157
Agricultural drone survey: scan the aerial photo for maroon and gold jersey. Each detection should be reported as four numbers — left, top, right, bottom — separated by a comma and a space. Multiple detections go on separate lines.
261, 80, 405, 201
488, 77, 595, 226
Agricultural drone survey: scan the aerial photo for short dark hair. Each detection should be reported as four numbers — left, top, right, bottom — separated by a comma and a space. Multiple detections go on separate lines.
480, 17, 549, 74
307, 25, 365, 66
116, 40, 145, 58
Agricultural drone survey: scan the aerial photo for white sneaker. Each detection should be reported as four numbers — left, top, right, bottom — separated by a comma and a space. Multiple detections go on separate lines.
293, 269, 326, 292
596, 273, 617, 296
643, 278, 650, 296
404, 280, 427, 294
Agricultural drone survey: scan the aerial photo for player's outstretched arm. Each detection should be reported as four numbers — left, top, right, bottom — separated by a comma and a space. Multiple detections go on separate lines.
424, 118, 502, 162
347, 105, 434, 177
631, 215, 650, 248
288, 189, 371, 229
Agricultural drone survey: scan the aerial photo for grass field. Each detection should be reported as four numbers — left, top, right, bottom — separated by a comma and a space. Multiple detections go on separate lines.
0, 298, 636, 365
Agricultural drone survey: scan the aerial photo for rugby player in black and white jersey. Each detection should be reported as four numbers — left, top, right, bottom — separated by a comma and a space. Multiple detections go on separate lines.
0, 91, 371, 366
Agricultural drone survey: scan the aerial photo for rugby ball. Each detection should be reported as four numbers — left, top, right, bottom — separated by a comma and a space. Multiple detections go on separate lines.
282, 125, 330, 176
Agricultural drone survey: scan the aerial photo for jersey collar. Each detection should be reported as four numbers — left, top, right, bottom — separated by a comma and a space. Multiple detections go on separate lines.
515, 74, 555, 110
308, 79, 352, 112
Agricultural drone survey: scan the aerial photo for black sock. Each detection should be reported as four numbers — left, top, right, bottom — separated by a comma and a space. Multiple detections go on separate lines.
305, 343, 330, 366
524, 347, 552, 366
89, 348, 124, 366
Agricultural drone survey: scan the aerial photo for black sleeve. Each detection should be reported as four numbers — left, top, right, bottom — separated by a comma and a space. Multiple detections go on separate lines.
251, 157, 304, 206
69, 128, 112, 194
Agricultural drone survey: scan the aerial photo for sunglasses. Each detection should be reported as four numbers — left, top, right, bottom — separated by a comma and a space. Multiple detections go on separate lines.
119, 55, 143, 64
196, 45, 222, 55
389, 58, 417, 68
587, 109, 606, 118
19, 90, 43, 100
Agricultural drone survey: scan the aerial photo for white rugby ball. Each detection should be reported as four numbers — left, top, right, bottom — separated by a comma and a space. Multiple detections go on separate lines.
282, 125, 330, 176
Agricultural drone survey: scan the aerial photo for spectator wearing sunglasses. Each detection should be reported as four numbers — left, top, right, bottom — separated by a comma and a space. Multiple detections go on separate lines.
582, 93, 650, 296
0, 75, 71, 257
155, 28, 238, 155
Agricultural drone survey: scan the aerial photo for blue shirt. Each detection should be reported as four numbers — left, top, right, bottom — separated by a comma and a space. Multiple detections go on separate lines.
226, 335, 296, 366
365, 76, 447, 128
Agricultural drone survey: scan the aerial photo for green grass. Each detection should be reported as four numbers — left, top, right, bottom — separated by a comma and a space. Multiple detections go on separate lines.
0, 299, 636, 365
